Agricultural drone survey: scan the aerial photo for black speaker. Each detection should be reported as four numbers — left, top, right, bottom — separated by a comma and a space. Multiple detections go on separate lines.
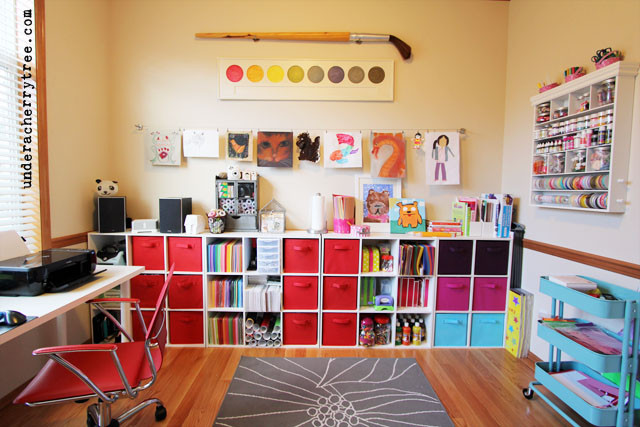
98, 197, 126, 233
159, 197, 192, 233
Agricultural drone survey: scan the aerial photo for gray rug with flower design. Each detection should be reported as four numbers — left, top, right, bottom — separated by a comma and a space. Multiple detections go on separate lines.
214, 357, 453, 427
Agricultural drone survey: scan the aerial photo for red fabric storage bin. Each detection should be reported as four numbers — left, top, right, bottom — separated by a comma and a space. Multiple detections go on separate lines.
472, 277, 508, 311
169, 312, 203, 344
284, 239, 319, 273
131, 310, 156, 341
131, 236, 164, 270
130, 274, 165, 308
436, 277, 471, 311
168, 275, 203, 309
168, 237, 202, 272
323, 239, 359, 274
322, 313, 357, 346
283, 313, 317, 345
283, 276, 318, 310
322, 276, 358, 310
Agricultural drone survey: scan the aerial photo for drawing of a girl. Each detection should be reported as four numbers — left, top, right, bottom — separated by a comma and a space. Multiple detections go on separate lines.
431, 134, 455, 181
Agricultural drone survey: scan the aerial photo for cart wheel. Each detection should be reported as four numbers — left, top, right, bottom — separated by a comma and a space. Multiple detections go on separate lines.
155, 405, 167, 422
522, 387, 534, 399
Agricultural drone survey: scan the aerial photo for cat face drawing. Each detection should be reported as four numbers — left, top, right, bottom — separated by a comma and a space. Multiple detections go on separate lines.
257, 131, 293, 167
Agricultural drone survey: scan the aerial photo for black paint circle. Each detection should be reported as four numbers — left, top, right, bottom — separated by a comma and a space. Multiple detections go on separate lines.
368, 66, 385, 84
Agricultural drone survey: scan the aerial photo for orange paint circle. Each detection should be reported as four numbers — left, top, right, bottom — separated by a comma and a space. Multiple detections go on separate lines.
247, 65, 264, 82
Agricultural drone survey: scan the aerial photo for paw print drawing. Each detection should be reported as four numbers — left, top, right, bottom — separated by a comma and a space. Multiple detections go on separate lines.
150, 132, 178, 165
157, 146, 170, 161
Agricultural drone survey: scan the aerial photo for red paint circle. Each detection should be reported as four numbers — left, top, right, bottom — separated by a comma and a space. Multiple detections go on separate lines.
226, 65, 243, 82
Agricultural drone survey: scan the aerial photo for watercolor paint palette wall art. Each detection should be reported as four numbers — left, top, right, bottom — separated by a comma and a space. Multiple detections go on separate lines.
218, 58, 394, 101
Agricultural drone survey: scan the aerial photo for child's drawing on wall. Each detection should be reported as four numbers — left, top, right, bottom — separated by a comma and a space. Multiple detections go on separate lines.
426, 132, 460, 185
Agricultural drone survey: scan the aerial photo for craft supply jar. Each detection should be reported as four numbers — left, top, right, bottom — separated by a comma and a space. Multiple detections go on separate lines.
605, 109, 613, 124
536, 102, 550, 122
597, 78, 616, 105
567, 119, 576, 133
374, 315, 391, 345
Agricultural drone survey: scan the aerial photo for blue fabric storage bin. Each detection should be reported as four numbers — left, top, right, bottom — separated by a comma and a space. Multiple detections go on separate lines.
434, 313, 468, 347
470, 313, 504, 347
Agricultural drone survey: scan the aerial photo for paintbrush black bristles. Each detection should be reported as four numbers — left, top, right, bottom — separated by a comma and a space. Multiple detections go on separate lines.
389, 35, 412, 60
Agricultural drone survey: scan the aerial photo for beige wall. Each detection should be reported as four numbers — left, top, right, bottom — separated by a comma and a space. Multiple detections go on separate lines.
46, 0, 111, 237
105, 0, 509, 228
502, 0, 640, 357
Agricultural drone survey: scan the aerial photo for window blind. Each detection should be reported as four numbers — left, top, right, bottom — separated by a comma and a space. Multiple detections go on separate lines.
0, 0, 40, 252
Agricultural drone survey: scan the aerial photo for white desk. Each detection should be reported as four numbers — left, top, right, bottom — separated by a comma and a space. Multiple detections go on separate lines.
0, 265, 143, 345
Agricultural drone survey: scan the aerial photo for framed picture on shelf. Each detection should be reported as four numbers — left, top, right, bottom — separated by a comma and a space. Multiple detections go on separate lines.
355, 176, 401, 233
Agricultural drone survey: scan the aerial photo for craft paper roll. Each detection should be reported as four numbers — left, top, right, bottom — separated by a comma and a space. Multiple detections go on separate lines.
310, 193, 326, 231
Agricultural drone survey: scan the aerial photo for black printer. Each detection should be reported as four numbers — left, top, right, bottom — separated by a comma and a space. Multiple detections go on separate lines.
0, 249, 97, 296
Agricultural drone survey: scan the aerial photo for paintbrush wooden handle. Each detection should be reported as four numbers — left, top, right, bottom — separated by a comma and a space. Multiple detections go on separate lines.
195, 32, 351, 42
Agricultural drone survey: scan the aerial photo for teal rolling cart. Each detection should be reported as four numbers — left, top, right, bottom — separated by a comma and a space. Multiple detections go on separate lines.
523, 276, 640, 427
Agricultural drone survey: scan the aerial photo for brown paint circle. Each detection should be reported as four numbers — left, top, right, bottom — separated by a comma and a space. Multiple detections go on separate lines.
307, 66, 324, 83
368, 66, 385, 84
328, 66, 345, 84
348, 66, 365, 84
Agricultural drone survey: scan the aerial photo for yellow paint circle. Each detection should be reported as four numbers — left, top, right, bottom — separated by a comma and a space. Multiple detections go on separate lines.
287, 65, 304, 83
267, 65, 284, 83
246, 65, 264, 82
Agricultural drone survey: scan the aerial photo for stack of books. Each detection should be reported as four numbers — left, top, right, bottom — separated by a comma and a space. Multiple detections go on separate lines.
428, 220, 462, 235
505, 288, 533, 358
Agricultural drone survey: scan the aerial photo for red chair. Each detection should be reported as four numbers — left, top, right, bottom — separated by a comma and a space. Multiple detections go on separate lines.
14, 265, 175, 427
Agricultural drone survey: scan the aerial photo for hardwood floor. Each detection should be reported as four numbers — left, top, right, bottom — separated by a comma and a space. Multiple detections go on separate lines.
0, 347, 583, 426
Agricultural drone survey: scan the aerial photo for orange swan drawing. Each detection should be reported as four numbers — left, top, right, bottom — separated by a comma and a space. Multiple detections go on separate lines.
371, 133, 406, 178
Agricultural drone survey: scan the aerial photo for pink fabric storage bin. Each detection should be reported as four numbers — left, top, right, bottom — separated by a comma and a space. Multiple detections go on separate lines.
472, 277, 508, 311
436, 277, 471, 311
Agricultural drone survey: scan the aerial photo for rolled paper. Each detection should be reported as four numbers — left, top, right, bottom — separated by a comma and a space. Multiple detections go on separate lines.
273, 317, 282, 333
310, 193, 326, 231
260, 313, 271, 333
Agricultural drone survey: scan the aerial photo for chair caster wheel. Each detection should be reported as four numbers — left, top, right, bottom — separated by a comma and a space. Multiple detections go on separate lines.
155, 405, 167, 421
87, 414, 97, 427
107, 420, 120, 427
523, 387, 534, 399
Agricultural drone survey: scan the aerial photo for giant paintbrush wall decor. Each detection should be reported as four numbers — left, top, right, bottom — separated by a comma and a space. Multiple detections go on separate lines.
218, 58, 394, 101
196, 32, 412, 60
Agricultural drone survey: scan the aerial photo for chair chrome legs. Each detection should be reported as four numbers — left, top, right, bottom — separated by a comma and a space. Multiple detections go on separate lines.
87, 400, 112, 426
86, 397, 166, 426
116, 398, 165, 424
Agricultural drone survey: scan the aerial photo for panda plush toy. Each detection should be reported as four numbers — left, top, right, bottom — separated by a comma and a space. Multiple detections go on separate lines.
96, 179, 119, 196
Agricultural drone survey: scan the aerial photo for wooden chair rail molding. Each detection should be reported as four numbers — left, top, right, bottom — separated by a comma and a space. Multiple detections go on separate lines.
51, 231, 90, 248
523, 238, 640, 279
